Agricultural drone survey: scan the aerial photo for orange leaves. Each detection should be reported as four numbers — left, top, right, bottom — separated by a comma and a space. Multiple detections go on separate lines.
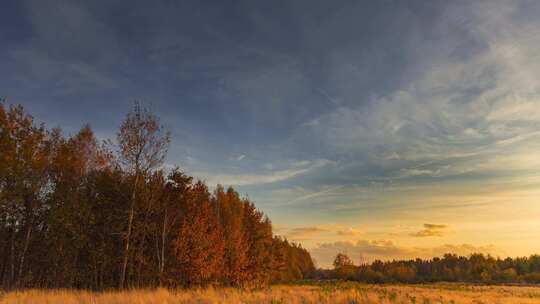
0, 102, 315, 290
172, 199, 224, 286
117, 102, 170, 175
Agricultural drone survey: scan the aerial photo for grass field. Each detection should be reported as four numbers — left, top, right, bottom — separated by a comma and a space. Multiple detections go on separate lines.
2, 283, 540, 304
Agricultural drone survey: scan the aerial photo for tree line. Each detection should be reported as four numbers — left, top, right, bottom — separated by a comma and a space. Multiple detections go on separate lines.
0, 102, 314, 290
316, 252, 540, 284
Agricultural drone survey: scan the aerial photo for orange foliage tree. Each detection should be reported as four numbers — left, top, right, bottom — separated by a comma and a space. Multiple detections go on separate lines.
0, 102, 315, 289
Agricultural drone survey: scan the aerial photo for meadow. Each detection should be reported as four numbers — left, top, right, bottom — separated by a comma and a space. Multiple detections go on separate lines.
3, 283, 540, 304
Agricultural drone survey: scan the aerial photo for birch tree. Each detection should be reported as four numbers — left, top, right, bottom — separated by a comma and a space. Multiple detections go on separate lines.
117, 102, 170, 288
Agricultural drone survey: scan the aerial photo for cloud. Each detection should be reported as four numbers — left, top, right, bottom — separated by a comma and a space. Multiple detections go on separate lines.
276, 224, 364, 242
194, 167, 308, 186
192, 158, 334, 186
310, 239, 500, 268
424, 224, 447, 230
410, 223, 449, 238
400, 168, 439, 178
284, 184, 344, 205
235, 154, 246, 161
385, 152, 401, 161
336, 227, 363, 237
282, 226, 329, 241
281, 1, 540, 191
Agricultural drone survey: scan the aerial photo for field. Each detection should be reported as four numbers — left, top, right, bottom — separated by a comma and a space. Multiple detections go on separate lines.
3, 283, 540, 304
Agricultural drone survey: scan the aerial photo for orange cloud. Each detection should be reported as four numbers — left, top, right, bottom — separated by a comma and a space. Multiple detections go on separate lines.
336, 227, 362, 236
283, 226, 328, 241
410, 223, 448, 237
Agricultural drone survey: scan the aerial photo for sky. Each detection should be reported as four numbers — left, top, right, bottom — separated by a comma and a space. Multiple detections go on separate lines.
2, 0, 540, 268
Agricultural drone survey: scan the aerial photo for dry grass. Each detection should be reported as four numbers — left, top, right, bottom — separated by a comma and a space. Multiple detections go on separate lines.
2, 283, 540, 303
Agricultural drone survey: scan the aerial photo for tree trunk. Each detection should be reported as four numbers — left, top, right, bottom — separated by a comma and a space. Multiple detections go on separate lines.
155, 231, 161, 278
160, 212, 167, 275
17, 221, 32, 287
10, 227, 15, 289
120, 172, 139, 289
0, 239, 6, 288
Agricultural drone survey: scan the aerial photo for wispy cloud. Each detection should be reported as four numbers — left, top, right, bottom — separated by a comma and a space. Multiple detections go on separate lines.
336, 227, 363, 237
235, 154, 246, 161
410, 224, 449, 238
192, 159, 334, 186
280, 226, 329, 241
283, 1, 540, 191
284, 185, 344, 205
277, 225, 365, 242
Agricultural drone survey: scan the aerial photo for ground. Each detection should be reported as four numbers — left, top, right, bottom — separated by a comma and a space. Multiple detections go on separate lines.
2, 282, 540, 303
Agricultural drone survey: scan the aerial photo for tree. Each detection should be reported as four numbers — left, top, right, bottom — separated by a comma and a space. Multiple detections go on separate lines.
171, 182, 224, 286
117, 102, 170, 288
0, 104, 52, 287
45, 125, 112, 287
0, 101, 316, 289
214, 186, 249, 286
333, 253, 354, 269
332, 253, 356, 280
154, 168, 192, 284
389, 264, 417, 283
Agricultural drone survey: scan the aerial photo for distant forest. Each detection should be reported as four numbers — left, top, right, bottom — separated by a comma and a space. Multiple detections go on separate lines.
319, 252, 540, 284
0, 102, 314, 289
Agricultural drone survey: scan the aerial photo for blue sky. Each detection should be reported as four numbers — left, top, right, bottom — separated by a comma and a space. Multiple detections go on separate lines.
2, 0, 540, 267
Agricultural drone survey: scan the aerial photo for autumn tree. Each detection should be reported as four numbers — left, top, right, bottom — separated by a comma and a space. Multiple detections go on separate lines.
333, 253, 356, 280
242, 200, 273, 287
81, 167, 129, 289
333, 253, 354, 269
270, 237, 315, 282
154, 169, 192, 284
45, 125, 112, 287
214, 186, 249, 285
0, 102, 317, 289
117, 102, 170, 288
171, 181, 224, 286
0, 104, 52, 288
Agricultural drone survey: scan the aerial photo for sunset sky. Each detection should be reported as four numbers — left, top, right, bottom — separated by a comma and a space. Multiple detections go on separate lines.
2, 0, 540, 268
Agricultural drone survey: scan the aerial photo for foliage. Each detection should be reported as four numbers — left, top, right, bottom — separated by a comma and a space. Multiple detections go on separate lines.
319, 252, 540, 284
0, 103, 314, 289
